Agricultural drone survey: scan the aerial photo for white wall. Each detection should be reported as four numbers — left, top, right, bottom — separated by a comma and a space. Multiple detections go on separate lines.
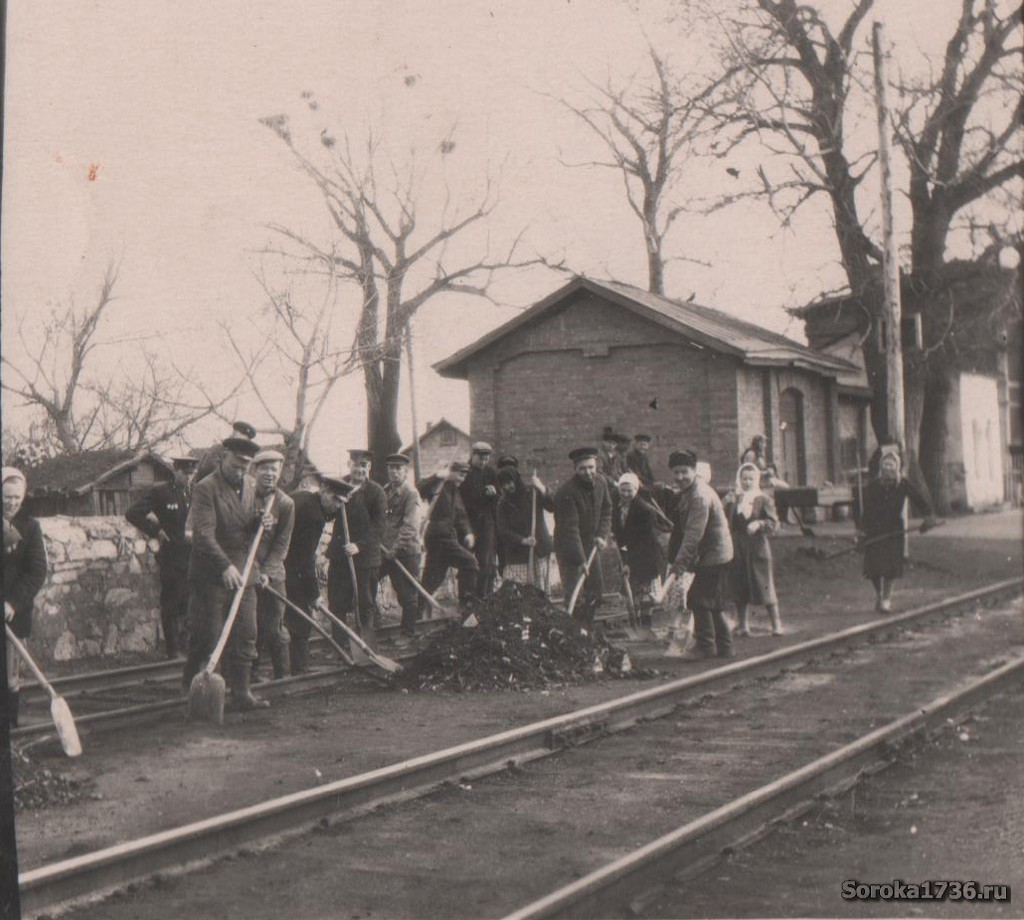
959, 374, 1004, 508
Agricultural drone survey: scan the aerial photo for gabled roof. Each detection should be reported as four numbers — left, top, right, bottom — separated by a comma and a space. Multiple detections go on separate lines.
434, 276, 854, 379
401, 417, 471, 454
22, 449, 175, 496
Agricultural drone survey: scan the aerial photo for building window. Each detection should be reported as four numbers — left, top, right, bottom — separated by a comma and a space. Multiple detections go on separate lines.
440, 429, 456, 447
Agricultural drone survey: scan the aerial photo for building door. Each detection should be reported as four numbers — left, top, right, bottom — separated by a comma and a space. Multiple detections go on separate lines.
779, 387, 807, 485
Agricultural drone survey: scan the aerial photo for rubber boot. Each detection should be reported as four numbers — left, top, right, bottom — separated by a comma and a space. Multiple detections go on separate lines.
9, 690, 20, 729
232, 661, 269, 710
270, 642, 289, 681
767, 604, 784, 636
289, 636, 309, 675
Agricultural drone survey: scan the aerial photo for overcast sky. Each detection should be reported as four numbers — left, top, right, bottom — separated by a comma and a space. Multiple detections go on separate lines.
1, 0, 977, 467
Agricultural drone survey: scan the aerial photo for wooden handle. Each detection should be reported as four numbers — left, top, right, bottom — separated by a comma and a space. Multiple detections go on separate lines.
262, 585, 354, 666
567, 544, 600, 617
205, 494, 272, 675
316, 601, 376, 657
6, 625, 55, 700
392, 557, 441, 609
528, 489, 537, 585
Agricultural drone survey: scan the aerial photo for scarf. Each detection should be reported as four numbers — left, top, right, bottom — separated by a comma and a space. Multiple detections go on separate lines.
734, 462, 765, 519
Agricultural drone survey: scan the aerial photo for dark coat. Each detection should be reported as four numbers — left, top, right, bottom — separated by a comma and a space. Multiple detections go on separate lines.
460, 465, 499, 552
125, 475, 192, 571
626, 448, 655, 487
861, 477, 931, 580
284, 490, 328, 606
327, 479, 386, 570
418, 478, 472, 545
3, 511, 47, 638
611, 497, 665, 584
723, 492, 778, 606
189, 468, 263, 585
553, 475, 612, 567
667, 479, 733, 574
496, 479, 554, 565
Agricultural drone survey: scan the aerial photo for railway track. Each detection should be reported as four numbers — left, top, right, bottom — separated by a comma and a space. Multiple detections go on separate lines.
18, 577, 1021, 918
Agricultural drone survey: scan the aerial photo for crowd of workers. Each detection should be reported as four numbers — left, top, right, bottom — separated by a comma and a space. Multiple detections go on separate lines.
2, 420, 935, 724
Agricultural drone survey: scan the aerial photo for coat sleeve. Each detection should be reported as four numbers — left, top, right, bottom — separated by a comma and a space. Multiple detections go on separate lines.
260, 495, 294, 574
555, 490, 585, 566
191, 481, 233, 574
398, 489, 421, 550
125, 487, 164, 539
596, 482, 612, 542
366, 486, 387, 550
903, 477, 933, 518
496, 498, 521, 545
453, 492, 472, 542
671, 490, 710, 574
7, 519, 48, 615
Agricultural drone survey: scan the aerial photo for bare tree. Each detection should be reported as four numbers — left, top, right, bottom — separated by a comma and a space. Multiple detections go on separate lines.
554, 46, 726, 294
1, 263, 241, 455
703, 0, 1023, 510
261, 103, 555, 474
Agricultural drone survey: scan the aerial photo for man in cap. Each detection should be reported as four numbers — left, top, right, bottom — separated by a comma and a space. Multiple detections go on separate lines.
418, 461, 479, 609
182, 434, 271, 709
379, 454, 422, 641
599, 427, 626, 486
626, 434, 655, 488
193, 420, 258, 485
460, 441, 500, 597
126, 454, 199, 658
327, 450, 386, 648
4, 467, 48, 728
284, 474, 348, 674
553, 447, 612, 626
666, 449, 734, 660
246, 450, 295, 683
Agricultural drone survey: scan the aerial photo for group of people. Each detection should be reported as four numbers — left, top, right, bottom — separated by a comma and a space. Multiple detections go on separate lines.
2, 419, 936, 727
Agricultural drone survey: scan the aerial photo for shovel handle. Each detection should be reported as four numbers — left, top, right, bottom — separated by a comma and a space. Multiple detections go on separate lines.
205, 494, 272, 676
567, 544, 599, 617
6, 625, 56, 700
339, 503, 360, 602
262, 585, 355, 666
654, 572, 677, 606
392, 557, 442, 609
827, 519, 946, 561
528, 488, 537, 585
315, 601, 376, 658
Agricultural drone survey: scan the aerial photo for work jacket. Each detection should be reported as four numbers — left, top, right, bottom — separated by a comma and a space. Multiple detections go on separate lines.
242, 478, 295, 582
125, 475, 192, 570
384, 481, 421, 556
3, 511, 47, 638
188, 468, 263, 585
611, 496, 665, 584
418, 477, 472, 545
327, 479, 386, 570
667, 478, 733, 573
553, 475, 612, 568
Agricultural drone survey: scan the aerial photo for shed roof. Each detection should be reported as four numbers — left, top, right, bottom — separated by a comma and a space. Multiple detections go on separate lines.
401, 417, 471, 454
434, 276, 853, 379
20, 449, 175, 496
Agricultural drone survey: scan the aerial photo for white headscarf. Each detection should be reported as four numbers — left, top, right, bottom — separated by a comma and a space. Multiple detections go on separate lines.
2, 467, 27, 489
734, 462, 764, 519
616, 472, 640, 490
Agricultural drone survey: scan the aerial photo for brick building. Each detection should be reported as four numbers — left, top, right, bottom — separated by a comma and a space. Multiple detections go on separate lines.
434, 277, 853, 492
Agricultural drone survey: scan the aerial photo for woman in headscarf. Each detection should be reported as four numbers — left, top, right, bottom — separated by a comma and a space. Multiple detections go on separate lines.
859, 444, 936, 612
495, 465, 554, 586
611, 472, 666, 605
724, 462, 782, 636
3, 467, 49, 728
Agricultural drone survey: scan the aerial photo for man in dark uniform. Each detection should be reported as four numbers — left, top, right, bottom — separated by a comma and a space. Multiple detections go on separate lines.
126, 455, 199, 658
553, 447, 612, 627
184, 435, 272, 709
419, 461, 478, 610
327, 449, 386, 649
284, 475, 347, 674
247, 450, 296, 683
380, 454, 422, 642
598, 427, 625, 486
193, 420, 257, 485
626, 434, 655, 488
459, 441, 499, 597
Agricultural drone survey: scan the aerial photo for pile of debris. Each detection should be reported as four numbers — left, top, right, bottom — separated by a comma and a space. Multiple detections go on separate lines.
398, 581, 650, 692
12, 746, 93, 811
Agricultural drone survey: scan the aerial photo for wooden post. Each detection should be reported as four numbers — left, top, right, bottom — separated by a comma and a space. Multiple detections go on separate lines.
404, 321, 422, 482
872, 21, 905, 450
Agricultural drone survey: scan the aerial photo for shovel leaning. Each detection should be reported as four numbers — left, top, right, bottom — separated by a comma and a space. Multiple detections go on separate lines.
566, 544, 600, 619
314, 602, 403, 675
7, 626, 82, 757
261, 585, 356, 666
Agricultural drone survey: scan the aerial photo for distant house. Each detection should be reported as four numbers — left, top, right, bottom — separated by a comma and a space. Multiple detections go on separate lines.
402, 419, 473, 476
20, 450, 177, 517
434, 276, 854, 492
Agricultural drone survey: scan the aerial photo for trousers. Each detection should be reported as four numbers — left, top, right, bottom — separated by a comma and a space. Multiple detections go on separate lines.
327, 559, 379, 635
183, 580, 258, 687
421, 535, 478, 610
380, 552, 422, 634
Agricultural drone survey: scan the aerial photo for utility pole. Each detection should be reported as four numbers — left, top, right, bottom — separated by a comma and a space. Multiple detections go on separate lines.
404, 321, 422, 481
872, 21, 905, 449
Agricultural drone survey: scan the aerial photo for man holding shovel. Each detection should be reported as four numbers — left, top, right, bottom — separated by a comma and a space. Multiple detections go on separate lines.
554, 447, 612, 627
182, 435, 271, 710
327, 450, 386, 649
419, 461, 479, 611
380, 453, 422, 642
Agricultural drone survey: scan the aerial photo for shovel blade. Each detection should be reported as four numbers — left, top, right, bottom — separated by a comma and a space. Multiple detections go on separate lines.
50, 696, 82, 757
187, 671, 226, 725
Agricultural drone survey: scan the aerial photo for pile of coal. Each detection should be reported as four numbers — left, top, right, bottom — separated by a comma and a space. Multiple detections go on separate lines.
397, 581, 648, 692
12, 746, 93, 811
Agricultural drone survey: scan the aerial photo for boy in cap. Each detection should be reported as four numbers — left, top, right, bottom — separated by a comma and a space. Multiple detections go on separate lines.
247, 450, 295, 683
418, 461, 479, 609
126, 454, 200, 657
380, 454, 422, 640
553, 447, 612, 626
460, 441, 500, 597
626, 434, 655, 488
666, 449, 734, 659
327, 450, 386, 648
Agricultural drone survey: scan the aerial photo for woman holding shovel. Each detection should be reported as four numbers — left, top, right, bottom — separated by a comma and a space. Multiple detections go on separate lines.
495, 465, 554, 586
724, 462, 783, 637
611, 472, 665, 610
859, 445, 937, 613
4, 467, 48, 728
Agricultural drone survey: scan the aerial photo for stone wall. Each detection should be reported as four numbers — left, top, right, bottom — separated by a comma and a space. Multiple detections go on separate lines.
31, 516, 163, 664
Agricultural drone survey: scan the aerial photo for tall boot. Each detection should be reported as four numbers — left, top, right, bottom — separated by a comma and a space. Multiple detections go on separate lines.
270, 642, 289, 681
9, 690, 20, 729
767, 604, 784, 636
289, 636, 309, 675
734, 603, 751, 637
231, 660, 269, 710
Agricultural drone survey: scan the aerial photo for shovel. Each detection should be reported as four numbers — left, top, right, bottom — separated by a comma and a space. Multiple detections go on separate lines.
390, 556, 457, 617
612, 545, 653, 641
339, 502, 378, 652
187, 495, 271, 724
804, 519, 946, 562
314, 601, 402, 674
261, 585, 356, 666
566, 544, 600, 619
6, 626, 82, 757
651, 573, 694, 656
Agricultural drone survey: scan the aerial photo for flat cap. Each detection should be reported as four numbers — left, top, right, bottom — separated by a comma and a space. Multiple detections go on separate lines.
385, 453, 411, 466
633, 433, 652, 443
222, 437, 259, 458
669, 449, 698, 469
320, 475, 354, 495
568, 447, 599, 463
347, 449, 373, 462
232, 420, 257, 440
496, 455, 519, 469
470, 441, 493, 454
171, 455, 200, 470
252, 449, 285, 466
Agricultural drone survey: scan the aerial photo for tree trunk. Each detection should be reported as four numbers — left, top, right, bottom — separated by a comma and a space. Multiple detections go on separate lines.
919, 361, 954, 515
364, 350, 403, 484
646, 236, 664, 296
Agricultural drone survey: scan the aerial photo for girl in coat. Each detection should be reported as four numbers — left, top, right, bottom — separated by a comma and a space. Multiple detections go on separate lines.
496, 466, 554, 586
859, 445, 935, 612
4, 467, 49, 728
725, 462, 782, 636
